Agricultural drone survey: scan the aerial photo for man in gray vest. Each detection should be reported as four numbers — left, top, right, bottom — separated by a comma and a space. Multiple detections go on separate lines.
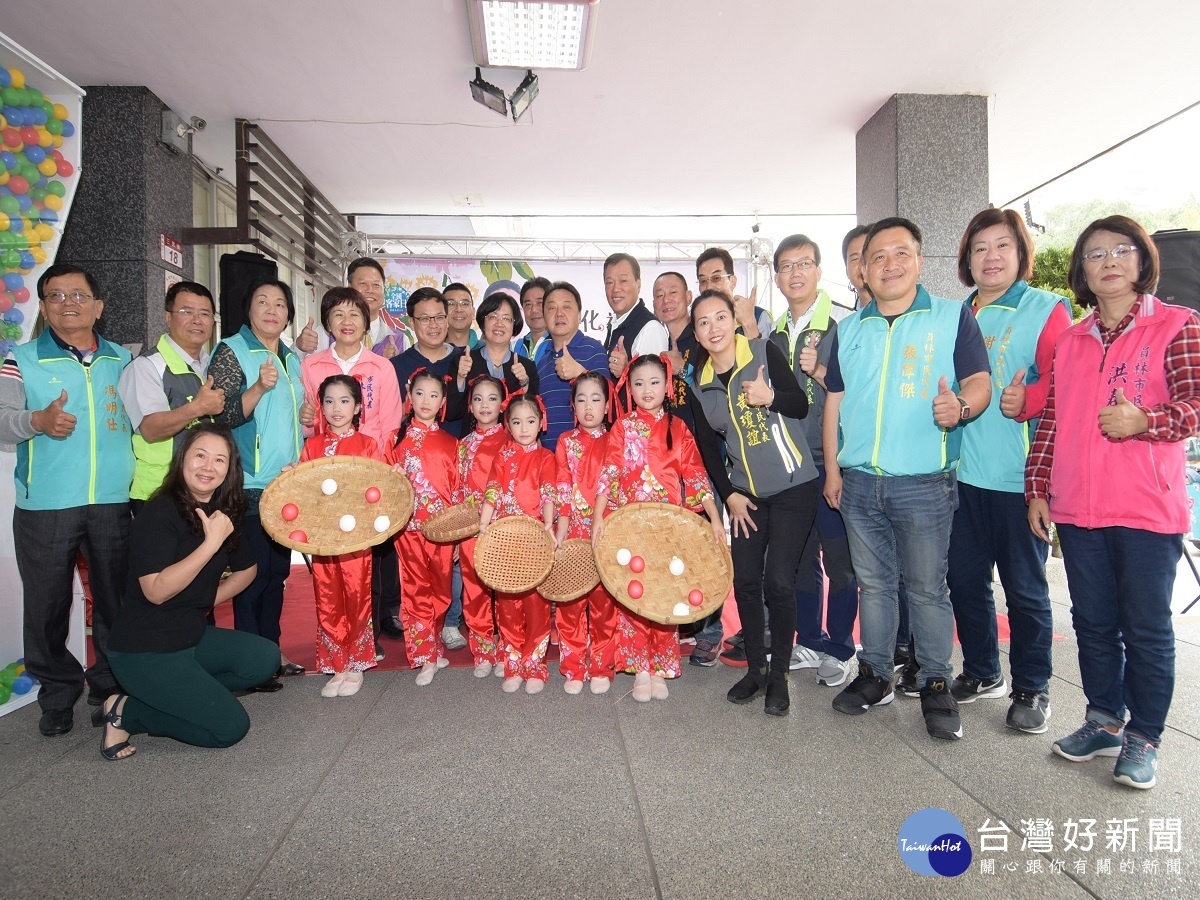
119, 281, 224, 510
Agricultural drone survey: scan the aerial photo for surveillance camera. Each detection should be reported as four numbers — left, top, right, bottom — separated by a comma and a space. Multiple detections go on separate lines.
190, 116, 207, 132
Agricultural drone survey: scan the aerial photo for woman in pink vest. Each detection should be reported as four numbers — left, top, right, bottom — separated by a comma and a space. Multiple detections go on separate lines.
1025, 215, 1200, 791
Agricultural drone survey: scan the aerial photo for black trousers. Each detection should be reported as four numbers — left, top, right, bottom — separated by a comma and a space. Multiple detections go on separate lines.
14, 503, 131, 711
232, 514, 291, 646
729, 481, 819, 676
372, 539, 400, 634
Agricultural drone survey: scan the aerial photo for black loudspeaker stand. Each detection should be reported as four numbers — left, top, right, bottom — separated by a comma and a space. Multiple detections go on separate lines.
1152, 229, 1200, 313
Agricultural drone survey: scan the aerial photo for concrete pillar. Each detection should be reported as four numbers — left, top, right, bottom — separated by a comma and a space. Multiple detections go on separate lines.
58, 86, 193, 348
856, 94, 989, 300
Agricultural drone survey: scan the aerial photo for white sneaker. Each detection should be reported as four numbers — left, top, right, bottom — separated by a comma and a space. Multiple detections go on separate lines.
816, 653, 850, 687
789, 644, 821, 671
321, 673, 346, 698
441, 626, 467, 651
415, 663, 438, 686
338, 672, 363, 696
473, 661, 493, 678
590, 676, 611, 695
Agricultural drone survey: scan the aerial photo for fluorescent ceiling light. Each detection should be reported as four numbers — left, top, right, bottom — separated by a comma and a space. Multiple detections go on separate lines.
468, 0, 599, 70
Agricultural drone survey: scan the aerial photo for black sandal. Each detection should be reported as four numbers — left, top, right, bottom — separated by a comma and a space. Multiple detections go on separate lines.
100, 694, 136, 761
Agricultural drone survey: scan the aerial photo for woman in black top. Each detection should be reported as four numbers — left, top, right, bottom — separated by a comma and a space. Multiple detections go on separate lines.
449, 292, 539, 414
101, 424, 279, 759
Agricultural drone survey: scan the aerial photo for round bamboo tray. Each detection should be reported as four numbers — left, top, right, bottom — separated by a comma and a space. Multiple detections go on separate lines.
537, 539, 600, 603
474, 515, 555, 593
260, 456, 414, 555
594, 502, 732, 625
423, 501, 481, 543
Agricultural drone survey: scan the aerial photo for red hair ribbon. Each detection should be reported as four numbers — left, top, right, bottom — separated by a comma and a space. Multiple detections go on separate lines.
467, 373, 509, 403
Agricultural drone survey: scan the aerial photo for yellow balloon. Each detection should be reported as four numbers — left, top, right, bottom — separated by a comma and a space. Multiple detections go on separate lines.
53, 103, 68, 120
52, 135, 63, 148
37, 130, 52, 148
43, 194, 63, 211
37, 159, 56, 177
0, 170, 8, 187
0, 114, 6, 130
35, 223, 54, 242
31, 246, 48, 264
9, 68, 26, 89
24, 230, 39, 247
0, 213, 8, 231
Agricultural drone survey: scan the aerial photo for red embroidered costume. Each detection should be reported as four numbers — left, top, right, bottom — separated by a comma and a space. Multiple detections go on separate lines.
596, 407, 714, 679
383, 421, 459, 668
483, 442, 559, 681
299, 429, 380, 674
455, 423, 510, 666
553, 426, 620, 682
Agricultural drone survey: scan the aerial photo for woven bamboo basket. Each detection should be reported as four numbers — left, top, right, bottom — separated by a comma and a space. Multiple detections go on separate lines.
423, 501, 481, 543
260, 456, 414, 555
594, 502, 732, 625
473, 515, 555, 593
537, 539, 600, 603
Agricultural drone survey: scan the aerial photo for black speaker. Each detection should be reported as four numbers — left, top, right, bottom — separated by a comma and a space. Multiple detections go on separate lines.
218, 251, 278, 338
1152, 229, 1200, 313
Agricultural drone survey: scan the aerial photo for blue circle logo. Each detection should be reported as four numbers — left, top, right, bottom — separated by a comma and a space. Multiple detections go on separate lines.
897, 808, 972, 877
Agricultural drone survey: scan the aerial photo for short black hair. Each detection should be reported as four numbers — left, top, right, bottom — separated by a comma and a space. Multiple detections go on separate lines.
544, 281, 582, 312
603, 253, 640, 281
863, 217, 923, 258
841, 225, 871, 263
407, 287, 446, 317
696, 247, 734, 277
242, 278, 296, 324
654, 271, 689, 292
346, 257, 385, 282
475, 293, 523, 334
319, 286, 370, 332
519, 277, 552, 305
165, 281, 214, 312
37, 263, 100, 301
443, 282, 473, 299
773, 234, 821, 272
1068, 215, 1160, 307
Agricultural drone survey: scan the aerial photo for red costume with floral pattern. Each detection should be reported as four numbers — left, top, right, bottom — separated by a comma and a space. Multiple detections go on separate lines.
456, 424, 509, 666
484, 441, 558, 681
383, 420, 458, 668
596, 407, 714, 678
553, 426, 620, 681
300, 429, 380, 674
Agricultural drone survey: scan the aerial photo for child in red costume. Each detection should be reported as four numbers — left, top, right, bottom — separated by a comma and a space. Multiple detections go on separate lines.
455, 375, 509, 678
383, 370, 459, 686
594, 354, 723, 703
297, 375, 380, 698
552, 371, 620, 696
477, 393, 558, 695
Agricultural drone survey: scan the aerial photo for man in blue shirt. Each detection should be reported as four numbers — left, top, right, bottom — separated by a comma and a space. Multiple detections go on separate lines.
534, 281, 609, 451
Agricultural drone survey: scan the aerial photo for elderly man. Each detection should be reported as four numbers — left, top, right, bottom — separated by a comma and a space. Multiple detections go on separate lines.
535, 281, 609, 451
119, 281, 223, 509
296, 257, 413, 358
0, 263, 135, 736
602, 253, 668, 378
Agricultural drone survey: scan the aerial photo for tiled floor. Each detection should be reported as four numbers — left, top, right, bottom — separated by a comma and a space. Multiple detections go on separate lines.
1, 557, 1198, 899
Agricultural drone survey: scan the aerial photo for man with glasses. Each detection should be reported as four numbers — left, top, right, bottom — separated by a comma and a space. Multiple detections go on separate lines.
444, 282, 482, 350
696, 247, 773, 339
0, 264, 135, 737
295, 257, 413, 358
392, 287, 467, 434
119, 281, 224, 511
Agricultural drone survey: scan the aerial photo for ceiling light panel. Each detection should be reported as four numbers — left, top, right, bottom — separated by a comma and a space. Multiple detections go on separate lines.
469, 1, 597, 70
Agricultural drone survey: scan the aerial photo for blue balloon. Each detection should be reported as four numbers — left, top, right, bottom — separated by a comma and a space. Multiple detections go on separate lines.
31, 109, 47, 125
18, 252, 33, 268
39, 208, 57, 224
11, 673, 35, 695
61, 120, 74, 137
3, 273, 21, 291
15, 195, 31, 212
0, 70, 11, 89
1, 106, 19, 126
0, 340, 12, 357
0, 152, 13, 171
24, 145, 44, 164
8, 215, 22, 231
4, 308, 24, 324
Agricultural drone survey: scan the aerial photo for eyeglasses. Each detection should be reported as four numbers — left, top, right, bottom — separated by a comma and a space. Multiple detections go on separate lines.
447, 298, 474, 308
1082, 244, 1138, 264
485, 313, 514, 325
171, 307, 214, 320
44, 290, 95, 304
412, 314, 447, 326
697, 272, 731, 288
777, 259, 816, 274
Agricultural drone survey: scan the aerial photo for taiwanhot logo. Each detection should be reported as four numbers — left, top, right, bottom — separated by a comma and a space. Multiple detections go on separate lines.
897, 808, 972, 877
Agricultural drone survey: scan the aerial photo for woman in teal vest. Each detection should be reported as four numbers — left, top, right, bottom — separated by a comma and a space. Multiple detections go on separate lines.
690, 291, 819, 716
947, 209, 1072, 735
208, 278, 305, 686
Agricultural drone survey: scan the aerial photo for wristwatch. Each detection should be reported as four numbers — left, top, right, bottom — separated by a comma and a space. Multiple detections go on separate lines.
957, 396, 971, 420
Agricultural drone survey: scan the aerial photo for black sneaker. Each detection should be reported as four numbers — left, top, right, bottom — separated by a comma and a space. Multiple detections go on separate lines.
950, 672, 1007, 704
1006, 689, 1051, 734
832, 662, 894, 715
723, 631, 744, 651
893, 644, 913, 673
895, 657, 922, 697
921, 678, 963, 741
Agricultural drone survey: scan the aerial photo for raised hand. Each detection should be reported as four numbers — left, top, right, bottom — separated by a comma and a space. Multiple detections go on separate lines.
608, 336, 629, 378
457, 351, 473, 384
295, 316, 318, 353
932, 376, 960, 428
298, 396, 316, 428
193, 376, 225, 417
380, 336, 399, 359
556, 344, 584, 381
999, 369, 1027, 419
257, 361, 278, 392
741, 364, 773, 407
33, 389, 76, 437
798, 345, 819, 376
1098, 387, 1148, 440
511, 356, 529, 387
196, 508, 234, 547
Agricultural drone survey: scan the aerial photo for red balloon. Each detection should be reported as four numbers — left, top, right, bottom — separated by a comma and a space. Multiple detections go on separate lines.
288, 529, 308, 543
627, 579, 643, 599
1, 129, 21, 148
688, 589, 704, 607
7, 176, 28, 195
281, 503, 299, 521
365, 486, 381, 503
19, 127, 39, 146
629, 555, 645, 573
50, 149, 64, 161
56, 160, 73, 177
12, 287, 30, 303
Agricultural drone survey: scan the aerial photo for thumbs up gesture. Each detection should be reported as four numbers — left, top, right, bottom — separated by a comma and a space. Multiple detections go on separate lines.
999, 368, 1027, 419
798, 345, 819, 376
457, 350, 473, 385
33, 389, 76, 437
380, 335, 398, 359
511, 355, 529, 387
193, 376, 226, 417
608, 336, 629, 378
556, 343, 584, 381
298, 390, 316, 429
256, 361, 278, 392
733, 285, 761, 337
741, 364, 774, 407
1098, 386, 1148, 440
295, 316, 319, 353
932, 376, 962, 428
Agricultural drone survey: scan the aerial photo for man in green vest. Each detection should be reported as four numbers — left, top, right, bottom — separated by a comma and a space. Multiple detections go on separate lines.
118, 281, 224, 510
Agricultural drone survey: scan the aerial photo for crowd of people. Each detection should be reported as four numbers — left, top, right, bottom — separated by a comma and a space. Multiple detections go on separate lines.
1, 210, 1196, 793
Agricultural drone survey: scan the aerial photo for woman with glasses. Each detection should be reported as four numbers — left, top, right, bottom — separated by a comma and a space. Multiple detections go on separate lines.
1026, 215, 1200, 790
450, 292, 540, 404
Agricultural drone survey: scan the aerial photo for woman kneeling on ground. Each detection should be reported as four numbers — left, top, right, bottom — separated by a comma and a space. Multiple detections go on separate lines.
101, 423, 279, 759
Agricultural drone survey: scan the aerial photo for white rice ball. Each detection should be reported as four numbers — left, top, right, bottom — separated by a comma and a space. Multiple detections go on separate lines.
616, 548, 632, 566
672, 602, 690, 617
669, 556, 685, 577
339, 514, 356, 532
321, 478, 338, 496
373, 515, 391, 533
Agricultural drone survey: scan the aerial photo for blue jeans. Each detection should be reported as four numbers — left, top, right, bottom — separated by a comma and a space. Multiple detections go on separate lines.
1057, 524, 1181, 743
839, 469, 958, 682
448, 558, 463, 628
795, 465, 858, 661
948, 482, 1052, 693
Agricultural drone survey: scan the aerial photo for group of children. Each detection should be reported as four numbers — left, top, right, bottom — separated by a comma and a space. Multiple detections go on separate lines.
296, 343, 720, 703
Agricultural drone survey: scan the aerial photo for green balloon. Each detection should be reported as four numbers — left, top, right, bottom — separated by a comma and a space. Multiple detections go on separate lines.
46, 180, 65, 197
0, 196, 18, 216
26, 88, 43, 105
30, 187, 46, 202
1, 87, 17, 106
19, 164, 39, 183
44, 118, 62, 136
4, 323, 22, 340
1, 249, 21, 268
40, 100, 54, 116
